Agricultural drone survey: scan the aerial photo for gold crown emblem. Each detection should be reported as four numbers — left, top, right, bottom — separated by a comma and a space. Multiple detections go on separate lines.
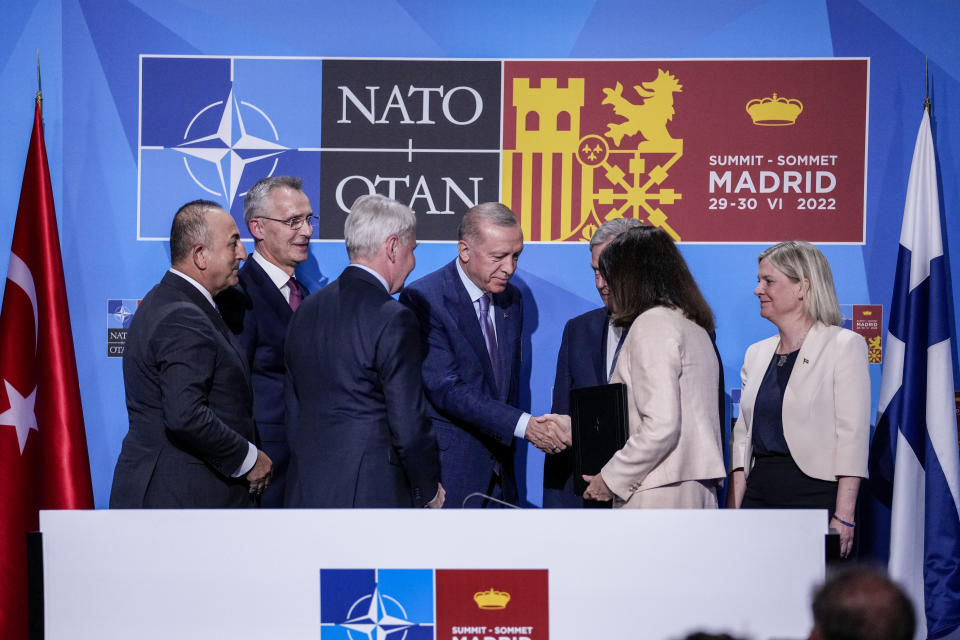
861, 310, 873, 316
473, 588, 511, 610
745, 93, 803, 126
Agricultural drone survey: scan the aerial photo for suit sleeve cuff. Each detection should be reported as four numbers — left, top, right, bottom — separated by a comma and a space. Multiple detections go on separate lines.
514, 413, 531, 439
232, 442, 258, 478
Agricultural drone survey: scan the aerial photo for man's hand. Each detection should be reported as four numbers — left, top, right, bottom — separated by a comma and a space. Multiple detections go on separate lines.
525, 413, 572, 454
246, 449, 273, 495
426, 483, 445, 508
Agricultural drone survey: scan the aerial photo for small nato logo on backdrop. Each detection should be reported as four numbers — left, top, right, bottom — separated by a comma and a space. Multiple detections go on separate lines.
138, 56, 323, 241
318, 568, 549, 640
319, 569, 435, 640
107, 299, 139, 357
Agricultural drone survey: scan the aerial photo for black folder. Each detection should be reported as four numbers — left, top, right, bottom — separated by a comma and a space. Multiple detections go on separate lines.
570, 383, 629, 495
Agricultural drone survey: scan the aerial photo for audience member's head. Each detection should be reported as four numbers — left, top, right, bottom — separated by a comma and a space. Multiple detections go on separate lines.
809, 568, 915, 640
681, 633, 745, 640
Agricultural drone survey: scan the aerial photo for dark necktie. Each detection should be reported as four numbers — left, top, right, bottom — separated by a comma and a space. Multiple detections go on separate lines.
608, 328, 627, 382
287, 277, 303, 311
477, 294, 501, 391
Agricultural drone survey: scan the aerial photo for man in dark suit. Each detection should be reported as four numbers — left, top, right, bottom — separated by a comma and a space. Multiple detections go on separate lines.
545, 218, 643, 508
284, 194, 443, 508
110, 200, 273, 508
216, 176, 313, 506
400, 202, 570, 508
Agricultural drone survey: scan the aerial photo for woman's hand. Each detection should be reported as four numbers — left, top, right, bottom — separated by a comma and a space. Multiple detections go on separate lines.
727, 469, 746, 508
833, 476, 860, 558
582, 473, 614, 502
831, 515, 855, 557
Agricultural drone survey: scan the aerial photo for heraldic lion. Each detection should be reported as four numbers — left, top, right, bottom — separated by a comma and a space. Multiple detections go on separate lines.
602, 69, 683, 146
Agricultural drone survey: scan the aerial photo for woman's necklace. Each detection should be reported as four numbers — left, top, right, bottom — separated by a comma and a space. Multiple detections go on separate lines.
777, 325, 811, 367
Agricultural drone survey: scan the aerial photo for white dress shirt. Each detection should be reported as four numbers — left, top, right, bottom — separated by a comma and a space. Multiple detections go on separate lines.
455, 259, 529, 439
251, 250, 295, 302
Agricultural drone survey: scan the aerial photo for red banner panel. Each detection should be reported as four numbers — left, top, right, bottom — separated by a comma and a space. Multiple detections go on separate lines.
436, 569, 549, 640
851, 304, 883, 363
502, 59, 868, 243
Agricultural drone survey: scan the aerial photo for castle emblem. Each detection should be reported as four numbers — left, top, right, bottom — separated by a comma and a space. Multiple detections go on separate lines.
503, 68, 684, 242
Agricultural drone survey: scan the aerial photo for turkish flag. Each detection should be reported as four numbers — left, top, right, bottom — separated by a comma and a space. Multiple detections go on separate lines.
0, 100, 94, 638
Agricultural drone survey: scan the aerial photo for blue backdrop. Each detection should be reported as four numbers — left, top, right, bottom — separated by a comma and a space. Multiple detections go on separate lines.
2, 2, 959, 550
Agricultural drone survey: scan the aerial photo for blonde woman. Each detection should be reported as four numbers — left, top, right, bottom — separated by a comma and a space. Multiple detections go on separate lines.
728, 241, 870, 559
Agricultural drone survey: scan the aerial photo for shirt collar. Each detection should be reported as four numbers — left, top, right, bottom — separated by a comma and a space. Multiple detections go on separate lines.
251, 251, 294, 290
348, 263, 390, 292
169, 268, 216, 308
455, 258, 485, 304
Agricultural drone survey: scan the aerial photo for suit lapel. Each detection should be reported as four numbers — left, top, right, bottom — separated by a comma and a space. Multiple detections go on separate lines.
595, 311, 609, 384
784, 322, 829, 408
491, 290, 519, 399
444, 262, 498, 393
743, 336, 778, 412
162, 271, 250, 378
242, 258, 293, 325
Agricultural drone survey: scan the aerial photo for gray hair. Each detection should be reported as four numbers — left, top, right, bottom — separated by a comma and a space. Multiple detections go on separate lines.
170, 199, 220, 265
344, 194, 416, 260
589, 217, 645, 249
243, 176, 304, 225
458, 202, 520, 243
759, 240, 842, 326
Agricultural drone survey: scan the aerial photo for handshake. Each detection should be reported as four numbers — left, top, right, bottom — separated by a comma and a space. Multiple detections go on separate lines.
525, 413, 572, 455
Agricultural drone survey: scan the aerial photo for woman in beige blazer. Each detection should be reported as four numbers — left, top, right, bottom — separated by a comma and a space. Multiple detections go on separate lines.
728, 241, 870, 558
581, 227, 726, 508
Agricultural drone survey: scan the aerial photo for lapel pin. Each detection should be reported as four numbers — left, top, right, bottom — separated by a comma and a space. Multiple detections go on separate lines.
802, 358, 809, 364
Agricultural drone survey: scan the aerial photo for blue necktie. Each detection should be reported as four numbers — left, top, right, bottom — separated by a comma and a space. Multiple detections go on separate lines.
478, 294, 502, 392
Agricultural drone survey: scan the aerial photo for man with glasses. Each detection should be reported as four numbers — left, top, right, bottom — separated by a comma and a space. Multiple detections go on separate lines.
217, 175, 315, 506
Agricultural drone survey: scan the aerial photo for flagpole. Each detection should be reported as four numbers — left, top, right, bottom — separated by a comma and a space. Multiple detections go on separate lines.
36, 50, 42, 112
924, 57, 930, 114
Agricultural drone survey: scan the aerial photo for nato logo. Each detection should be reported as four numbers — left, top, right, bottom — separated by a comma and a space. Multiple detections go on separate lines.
319, 569, 434, 640
138, 56, 323, 240
107, 299, 139, 357
108, 299, 138, 329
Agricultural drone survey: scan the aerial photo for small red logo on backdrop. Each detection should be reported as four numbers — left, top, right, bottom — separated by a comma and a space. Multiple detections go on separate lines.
436, 569, 549, 640
851, 304, 883, 364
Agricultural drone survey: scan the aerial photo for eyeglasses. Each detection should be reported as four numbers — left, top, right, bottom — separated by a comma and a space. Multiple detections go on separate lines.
256, 214, 318, 231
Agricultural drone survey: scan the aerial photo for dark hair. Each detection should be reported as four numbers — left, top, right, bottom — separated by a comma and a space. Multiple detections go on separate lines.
811, 568, 915, 640
599, 226, 714, 332
457, 202, 519, 242
170, 199, 221, 265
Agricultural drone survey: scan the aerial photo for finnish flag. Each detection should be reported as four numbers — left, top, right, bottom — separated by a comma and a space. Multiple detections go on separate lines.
869, 109, 960, 640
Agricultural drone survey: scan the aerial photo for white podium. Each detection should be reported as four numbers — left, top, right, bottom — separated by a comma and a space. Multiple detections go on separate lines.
38, 509, 826, 640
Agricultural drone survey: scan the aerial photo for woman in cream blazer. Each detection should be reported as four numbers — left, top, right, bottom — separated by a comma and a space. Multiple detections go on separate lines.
728, 241, 870, 558
581, 227, 726, 508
